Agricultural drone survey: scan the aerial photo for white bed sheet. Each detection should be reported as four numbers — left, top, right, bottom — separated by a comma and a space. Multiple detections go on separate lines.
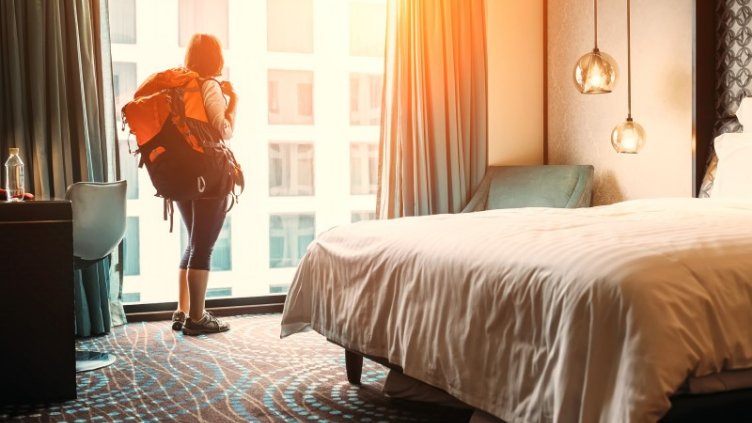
280, 198, 752, 422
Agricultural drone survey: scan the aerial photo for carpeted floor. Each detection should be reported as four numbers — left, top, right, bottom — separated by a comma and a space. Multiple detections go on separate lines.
0, 314, 473, 422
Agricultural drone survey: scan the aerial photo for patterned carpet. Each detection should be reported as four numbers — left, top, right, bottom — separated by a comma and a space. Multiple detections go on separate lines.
0, 314, 473, 422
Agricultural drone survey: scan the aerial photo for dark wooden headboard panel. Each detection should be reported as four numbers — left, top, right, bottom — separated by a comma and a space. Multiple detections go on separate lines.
693, 0, 716, 196
695, 0, 751, 196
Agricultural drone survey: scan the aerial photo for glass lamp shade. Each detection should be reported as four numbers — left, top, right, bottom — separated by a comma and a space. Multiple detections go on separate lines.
574, 49, 618, 94
611, 118, 646, 154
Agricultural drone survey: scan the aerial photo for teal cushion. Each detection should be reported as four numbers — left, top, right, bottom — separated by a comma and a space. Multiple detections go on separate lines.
463, 165, 594, 212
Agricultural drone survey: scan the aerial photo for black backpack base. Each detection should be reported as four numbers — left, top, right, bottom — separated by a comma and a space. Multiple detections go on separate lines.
138, 118, 235, 202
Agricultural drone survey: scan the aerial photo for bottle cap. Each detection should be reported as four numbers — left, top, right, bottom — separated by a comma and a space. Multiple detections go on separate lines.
9, 147, 19, 154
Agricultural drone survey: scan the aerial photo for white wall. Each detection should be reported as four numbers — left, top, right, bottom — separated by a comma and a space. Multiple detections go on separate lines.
486, 0, 545, 166
547, 0, 693, 204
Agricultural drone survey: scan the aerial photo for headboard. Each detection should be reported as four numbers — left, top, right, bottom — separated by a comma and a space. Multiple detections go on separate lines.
695, 0, 750, 197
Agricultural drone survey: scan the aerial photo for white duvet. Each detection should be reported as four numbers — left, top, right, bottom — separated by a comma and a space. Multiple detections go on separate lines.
280, 198, 752, 422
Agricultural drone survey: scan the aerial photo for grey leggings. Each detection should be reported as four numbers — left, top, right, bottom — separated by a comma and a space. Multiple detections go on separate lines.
176, 197, 227, 270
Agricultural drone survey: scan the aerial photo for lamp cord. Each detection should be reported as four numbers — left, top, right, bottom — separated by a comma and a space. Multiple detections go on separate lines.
627, 0, 632, 119
594, 0, 599, 49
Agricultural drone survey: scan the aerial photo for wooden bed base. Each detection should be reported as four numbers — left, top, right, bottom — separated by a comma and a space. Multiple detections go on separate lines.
341, 346, 402, 385
333, 341, 752, 422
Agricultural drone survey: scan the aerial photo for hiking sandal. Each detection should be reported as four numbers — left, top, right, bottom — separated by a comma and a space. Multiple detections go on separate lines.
182, 311, 230, 336
172, 310, 187, 331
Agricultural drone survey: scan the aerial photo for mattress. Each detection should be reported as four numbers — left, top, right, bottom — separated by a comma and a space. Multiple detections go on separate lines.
280, 198, 752, 422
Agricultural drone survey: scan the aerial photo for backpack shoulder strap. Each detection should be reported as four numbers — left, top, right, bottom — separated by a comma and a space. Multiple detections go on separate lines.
163, 198, 175, 233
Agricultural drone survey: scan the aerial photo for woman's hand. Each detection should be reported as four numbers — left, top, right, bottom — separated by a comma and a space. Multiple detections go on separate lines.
220, 81, 236, 98
221, 80, 237, 127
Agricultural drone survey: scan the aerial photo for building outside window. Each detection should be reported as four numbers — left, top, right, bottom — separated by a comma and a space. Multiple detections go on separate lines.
350, 73, 382, 125
180, 218, 233, 272
269, 214, 315, 269
112, 62, 137, 113
268, 70, 314, 125
350, 142, 378, 195
269, 143, 315, 196
109, 0, 136, 44
112, 61, 140, 200
123, 216, 140, 276
351, 211, 375, 223
109, 0, 385, 304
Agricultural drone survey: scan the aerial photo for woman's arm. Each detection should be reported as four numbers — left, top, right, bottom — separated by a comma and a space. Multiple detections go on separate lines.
221, 81, 237, 129
201, 79, 236, 140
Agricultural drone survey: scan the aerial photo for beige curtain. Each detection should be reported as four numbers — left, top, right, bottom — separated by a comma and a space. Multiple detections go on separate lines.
377, 0, 487, 218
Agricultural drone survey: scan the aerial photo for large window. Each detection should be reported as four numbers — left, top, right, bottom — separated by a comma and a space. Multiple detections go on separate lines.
110, 0, 385, 304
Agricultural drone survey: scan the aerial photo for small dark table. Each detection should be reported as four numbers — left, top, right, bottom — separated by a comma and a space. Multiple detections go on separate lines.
0, 200, 76, 403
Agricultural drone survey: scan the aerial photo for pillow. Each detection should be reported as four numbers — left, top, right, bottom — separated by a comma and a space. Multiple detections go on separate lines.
700, 98, 752, 198
710, 132, 752, 198
737, 96, 752, 131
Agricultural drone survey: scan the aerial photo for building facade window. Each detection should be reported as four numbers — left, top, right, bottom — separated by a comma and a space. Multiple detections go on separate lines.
119, 140, 139, 200
206, 287, 233, 298
113, 62, 140, 200
268, 70, 314, 125
109, 0, 137, 44
124, 216, 140, 276
350, 142, 378, 194
180, 217, 233, 272
269, 214, 315, 268
268, 81, 279, 114
112, 62, 137, 118
269, 143, 315, 196
351, 211, 375, 222
350, 73, 382, 126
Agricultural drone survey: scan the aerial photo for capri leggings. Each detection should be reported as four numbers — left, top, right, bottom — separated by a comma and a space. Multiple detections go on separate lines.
176, 197, 227, 270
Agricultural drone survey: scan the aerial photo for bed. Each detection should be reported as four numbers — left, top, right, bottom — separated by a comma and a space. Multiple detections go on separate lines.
281, 198, 752, 422
280, 1, 752, 421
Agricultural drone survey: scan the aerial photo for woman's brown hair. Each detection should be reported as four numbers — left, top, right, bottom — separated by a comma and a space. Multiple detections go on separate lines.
184, 33, 224, 77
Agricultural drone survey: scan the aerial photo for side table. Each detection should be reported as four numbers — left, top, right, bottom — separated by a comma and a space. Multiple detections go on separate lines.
0, 200, 76, 403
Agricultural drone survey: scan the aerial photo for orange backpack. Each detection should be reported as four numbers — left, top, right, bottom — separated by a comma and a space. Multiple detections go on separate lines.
121, 67, 244, 229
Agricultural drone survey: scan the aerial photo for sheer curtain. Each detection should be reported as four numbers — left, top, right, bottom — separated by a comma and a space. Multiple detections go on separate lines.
377, 0, 487, 218
0, 0, 124, 336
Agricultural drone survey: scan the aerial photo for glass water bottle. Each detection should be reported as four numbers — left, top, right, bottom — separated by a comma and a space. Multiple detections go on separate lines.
4, 147, 25, 202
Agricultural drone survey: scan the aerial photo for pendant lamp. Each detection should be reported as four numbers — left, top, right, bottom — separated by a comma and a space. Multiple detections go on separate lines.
611, 0, 645, 153
574, 0, 618, 94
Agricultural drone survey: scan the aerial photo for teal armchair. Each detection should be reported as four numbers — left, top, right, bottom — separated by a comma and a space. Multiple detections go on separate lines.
462, 165, 594, 212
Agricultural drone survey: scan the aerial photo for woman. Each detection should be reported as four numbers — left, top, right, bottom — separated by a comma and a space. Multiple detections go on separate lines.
171, 33, 238, 336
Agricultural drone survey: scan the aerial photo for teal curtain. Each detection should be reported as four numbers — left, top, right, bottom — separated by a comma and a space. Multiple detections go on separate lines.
377, 0, 488, 218
75, 256, 113, 336
0, 0, 125, 336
